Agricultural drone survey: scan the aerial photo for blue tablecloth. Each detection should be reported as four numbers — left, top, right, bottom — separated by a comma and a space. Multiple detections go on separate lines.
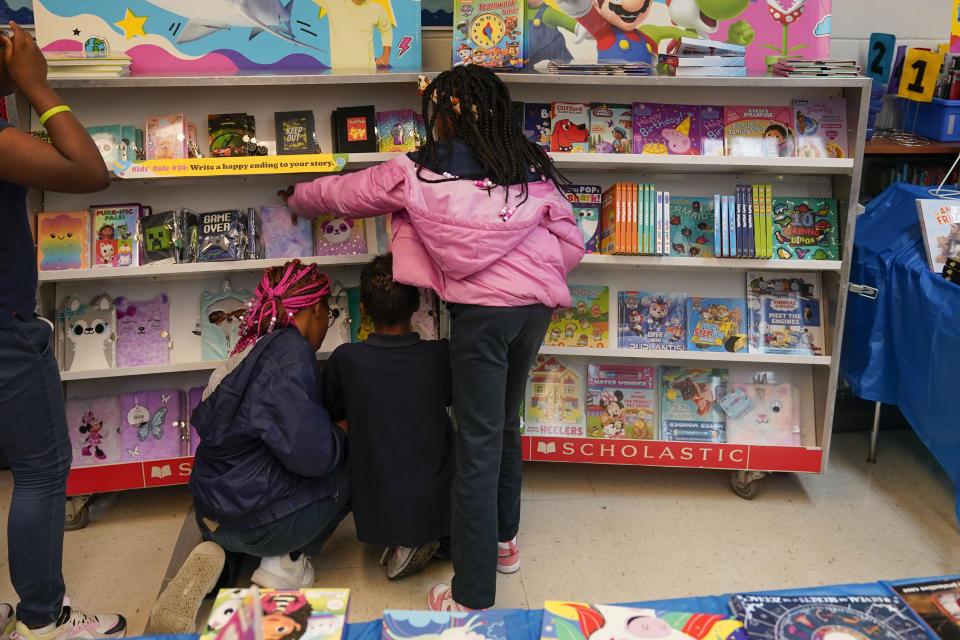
840, 182, 960, 530
140, 577, 931, 640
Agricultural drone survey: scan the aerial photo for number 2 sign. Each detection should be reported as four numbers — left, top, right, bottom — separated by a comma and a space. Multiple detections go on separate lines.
897, 48, 944, 102
867, 33, 896, 83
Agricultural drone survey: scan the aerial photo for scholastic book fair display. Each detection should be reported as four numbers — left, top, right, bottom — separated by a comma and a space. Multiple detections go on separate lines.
36, 66, 867, 507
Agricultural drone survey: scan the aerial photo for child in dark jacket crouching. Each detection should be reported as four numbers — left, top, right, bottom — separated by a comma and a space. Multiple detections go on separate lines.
149, 260, 348, 635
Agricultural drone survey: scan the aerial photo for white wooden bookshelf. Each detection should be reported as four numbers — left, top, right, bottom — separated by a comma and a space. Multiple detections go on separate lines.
38, 71, 870, 500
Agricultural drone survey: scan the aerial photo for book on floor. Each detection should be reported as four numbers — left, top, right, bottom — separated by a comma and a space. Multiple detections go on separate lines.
540, 601, 747, 640
659, 366, 728, 443
586, 364, 657, 439
200, 587, 350, 640
383, 610, 511, 640
917, 199, 960, 273
772, 197, 840, 260
746, 272, 824, 356
889, 575, 960, 640
730, 594, 930, 640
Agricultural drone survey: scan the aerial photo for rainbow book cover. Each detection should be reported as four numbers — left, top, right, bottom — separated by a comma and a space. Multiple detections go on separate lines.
793, 98, 848, 158
544, 285, 609, 348
540, 602, 747, 640
669, 195, 714, 258
383, 610, 509, 640
589, 103, 632, 154
632, 103, 700, 155
35, 0, 421, 73
730, 594, 930, 640
659, 366, 728, 443
585, 364, 656, 440
524, 355, 586, 438
723, 106, 795, 158
771, 197, 839, 260
37, 210, 89, 271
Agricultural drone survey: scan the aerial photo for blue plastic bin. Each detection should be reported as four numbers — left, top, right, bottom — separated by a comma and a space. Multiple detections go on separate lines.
910, 97, 960, 142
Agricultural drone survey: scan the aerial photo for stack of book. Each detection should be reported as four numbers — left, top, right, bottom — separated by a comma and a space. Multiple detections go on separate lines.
543, 60, 653, 76
771, 58, 861, 77
660, 38, 746, 77
45, 52, 131, 78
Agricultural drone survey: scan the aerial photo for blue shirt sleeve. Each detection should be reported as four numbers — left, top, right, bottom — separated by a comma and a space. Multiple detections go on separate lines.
0, 118, 12, 134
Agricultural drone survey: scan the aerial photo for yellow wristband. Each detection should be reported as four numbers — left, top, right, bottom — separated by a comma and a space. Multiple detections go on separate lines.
39, 105, 71, 127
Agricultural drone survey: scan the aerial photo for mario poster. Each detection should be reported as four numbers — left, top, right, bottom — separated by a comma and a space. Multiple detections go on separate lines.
34, 0, 421, 72
526, 0, 831, 72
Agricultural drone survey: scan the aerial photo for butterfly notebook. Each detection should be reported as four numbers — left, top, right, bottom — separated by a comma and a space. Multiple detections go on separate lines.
115, 295, 172, 368
65, 395, 124, 467
383, 610, 511, 640
730, 594, 930, 640
120, 390, 188, 462
540, 601, 746, 640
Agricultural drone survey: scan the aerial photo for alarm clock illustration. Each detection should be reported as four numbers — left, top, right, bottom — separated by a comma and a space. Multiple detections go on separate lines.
469, 12, 506, 48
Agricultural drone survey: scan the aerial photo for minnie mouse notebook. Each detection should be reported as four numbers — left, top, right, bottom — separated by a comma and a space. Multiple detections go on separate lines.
65, 395, 124, 467
115, 295, 172, 368
120, 390, 188, 462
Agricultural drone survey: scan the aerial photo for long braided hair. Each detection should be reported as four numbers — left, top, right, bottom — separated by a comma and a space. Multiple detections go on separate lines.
232, 259, 330, 355
416, 65, 567, 203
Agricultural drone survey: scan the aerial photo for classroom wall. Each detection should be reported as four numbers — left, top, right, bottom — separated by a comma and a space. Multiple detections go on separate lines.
421, 0, 956, 71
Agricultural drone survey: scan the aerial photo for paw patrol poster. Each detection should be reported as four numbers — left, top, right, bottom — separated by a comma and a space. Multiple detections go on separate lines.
526, 0, 830, 72
34, 0, 421, 73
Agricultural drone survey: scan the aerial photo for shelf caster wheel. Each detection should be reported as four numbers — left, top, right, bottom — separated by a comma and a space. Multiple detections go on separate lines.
64, 495, 92, 531
730, 471, 766, 500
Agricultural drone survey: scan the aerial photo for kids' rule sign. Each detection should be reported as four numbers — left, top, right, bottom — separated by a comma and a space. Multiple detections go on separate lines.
111, 154, 348, 179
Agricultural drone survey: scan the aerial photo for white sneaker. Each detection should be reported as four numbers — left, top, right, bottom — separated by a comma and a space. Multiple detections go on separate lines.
251, 553, 315, 589
149, 541, 225, 634
11, 599, 126, 640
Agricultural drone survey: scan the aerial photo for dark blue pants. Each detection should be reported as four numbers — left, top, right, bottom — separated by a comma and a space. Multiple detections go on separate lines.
0, 315, 71, 627
197, 466, 351, 558
448, 303, 552, 609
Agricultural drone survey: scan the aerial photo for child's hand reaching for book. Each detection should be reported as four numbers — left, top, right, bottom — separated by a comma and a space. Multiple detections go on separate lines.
278, 185, 294, 206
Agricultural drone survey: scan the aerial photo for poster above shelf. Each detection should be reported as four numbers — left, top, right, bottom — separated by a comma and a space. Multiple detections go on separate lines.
109, 154, 347, 179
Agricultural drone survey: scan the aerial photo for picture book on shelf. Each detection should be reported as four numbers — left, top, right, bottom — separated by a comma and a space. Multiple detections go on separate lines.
723, 106, 794, 157
37, 210, 89, 271
524, 103, 552, 150
540, 601, 747, 640
90, 203, 140, 268
618, 291, 686, 350
793, 98, 848, 158
670, 196, 715, 258
550, 103, 589, 153
199, 587, 350, 640
659, 366, 728, 443
452, 0, 524, 70
586, 364, 656, 439
589, 103, 632, 153
721, 374, 801, 446
632, 103, 700, 155
890, 575, 960, 640
771, 197, 840, 260
524, 356, 585, 438
699, 106, 725, 156
917, 199, 960, 273
563, 185, 602, 253
383, 609, 510, 640
544, 285, 609, 348
313, 216, 367, 257
686, 297, 746, 353
730, 594, 931, 640
746, 272, 824, 356
376, 110, 420, 153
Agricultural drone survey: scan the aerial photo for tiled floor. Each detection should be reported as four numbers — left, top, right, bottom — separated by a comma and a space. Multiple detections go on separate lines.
0, 429, 957, 636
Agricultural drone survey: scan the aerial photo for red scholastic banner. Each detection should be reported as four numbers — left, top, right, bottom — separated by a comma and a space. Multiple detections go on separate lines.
522, 436, 822, 473
143, 457, 194, 488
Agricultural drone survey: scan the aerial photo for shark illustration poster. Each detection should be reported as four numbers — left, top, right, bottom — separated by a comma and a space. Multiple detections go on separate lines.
524, 0, 830, 72
35, 0, 421, 72
0, 0, 34, 25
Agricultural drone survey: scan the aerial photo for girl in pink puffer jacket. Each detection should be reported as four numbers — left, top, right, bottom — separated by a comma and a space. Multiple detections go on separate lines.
283, 65, 584, 611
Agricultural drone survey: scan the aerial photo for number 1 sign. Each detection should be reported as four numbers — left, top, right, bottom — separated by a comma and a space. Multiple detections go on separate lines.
897, 48, 944, 102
